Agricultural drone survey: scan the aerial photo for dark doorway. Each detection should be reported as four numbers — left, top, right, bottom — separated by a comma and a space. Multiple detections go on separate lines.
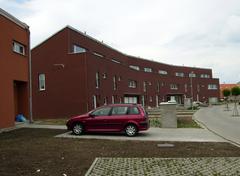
14, 80, 28, 119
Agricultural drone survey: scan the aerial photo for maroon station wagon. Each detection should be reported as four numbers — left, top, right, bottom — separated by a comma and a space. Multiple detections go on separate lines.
66, 104, 149, 136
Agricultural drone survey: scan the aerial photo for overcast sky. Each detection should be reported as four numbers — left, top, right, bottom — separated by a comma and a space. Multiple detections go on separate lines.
1, 0, 240, 83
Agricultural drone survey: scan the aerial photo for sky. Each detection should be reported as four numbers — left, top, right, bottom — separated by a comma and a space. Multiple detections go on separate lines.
1, 0, 240, 83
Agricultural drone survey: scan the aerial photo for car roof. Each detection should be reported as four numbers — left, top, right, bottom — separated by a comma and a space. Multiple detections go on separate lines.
105, 103, 140, 107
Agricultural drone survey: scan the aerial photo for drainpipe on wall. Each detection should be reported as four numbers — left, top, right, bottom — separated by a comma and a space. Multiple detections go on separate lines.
28, 28, 33, 123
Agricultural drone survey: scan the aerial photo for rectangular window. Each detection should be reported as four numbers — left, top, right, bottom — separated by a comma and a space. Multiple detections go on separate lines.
158, 70, 168, 75
189, 73, 196, 77
93, 52, 104, 58
39, 74, 46, 91
170, 84, 178, 90
113, 76, 117, 90
96, 72, 100, 88
143, 81, 147, 92
72, 44, 86, 53
144, 67, 152, 72
175, 72, 184, 77
201, 74, 210, 78
13, 41, 25, 55
111, 106, 128, 115
129, 65, 140, 71
157, 82, 160, 92
111, 58, 120, 64
129, 80, 137, 88
184, 84, 187, 92
208, 84, 218, 90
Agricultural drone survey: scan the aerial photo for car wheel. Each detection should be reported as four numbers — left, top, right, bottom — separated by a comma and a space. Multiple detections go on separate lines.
125, 124, 138, 137
72, 123, 84, 135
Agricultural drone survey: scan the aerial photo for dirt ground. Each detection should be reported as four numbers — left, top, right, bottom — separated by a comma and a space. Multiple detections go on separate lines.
1, 128, 240, 176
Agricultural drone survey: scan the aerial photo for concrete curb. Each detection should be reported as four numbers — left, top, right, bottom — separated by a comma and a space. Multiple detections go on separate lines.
85, 158, 99, 176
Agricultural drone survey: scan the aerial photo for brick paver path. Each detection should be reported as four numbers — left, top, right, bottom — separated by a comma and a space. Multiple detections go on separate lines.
86, 157, 240, 176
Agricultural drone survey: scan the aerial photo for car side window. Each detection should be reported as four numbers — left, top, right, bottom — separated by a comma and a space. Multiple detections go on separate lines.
128, 107, 140, 115
111, 106, 128, 115
91, 107, 111, 116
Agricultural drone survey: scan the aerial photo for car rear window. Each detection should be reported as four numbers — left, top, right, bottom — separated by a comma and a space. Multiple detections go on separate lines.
111, 106, 128, 115
128, 107, 140, 115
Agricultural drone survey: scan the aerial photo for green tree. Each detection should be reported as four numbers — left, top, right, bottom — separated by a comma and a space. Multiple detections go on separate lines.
223, 88, 231, 111
231, 86, 240, 116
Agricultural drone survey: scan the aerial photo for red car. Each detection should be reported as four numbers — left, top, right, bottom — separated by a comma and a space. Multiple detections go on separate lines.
66, 104, 149, 136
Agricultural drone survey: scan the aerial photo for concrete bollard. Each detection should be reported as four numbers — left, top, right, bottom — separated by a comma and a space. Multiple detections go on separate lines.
160, 102, 177, 128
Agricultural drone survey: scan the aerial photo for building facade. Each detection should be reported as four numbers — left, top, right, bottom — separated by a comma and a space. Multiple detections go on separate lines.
0, 8, 30, 128
32, 26, 219, 119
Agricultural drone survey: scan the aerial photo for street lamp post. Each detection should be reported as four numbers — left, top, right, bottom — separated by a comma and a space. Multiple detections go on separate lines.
190, 71, 194, 110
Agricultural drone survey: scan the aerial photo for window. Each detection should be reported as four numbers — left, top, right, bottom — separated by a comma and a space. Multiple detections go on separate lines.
102, 73, 107, 79
208, 84, 218, 90
175, 72, 184, 77
184, 84, 187, 92
157, 82, 160, 92
144, 68, 152, 72
39, 74, 46, 91
93, 52, 104, 58
128, 107, 140, 115
103, 97, 108, 105
158, 70, 168, 75
96, 72, 100, 88
91, 107, 111, 116
201, 74, 210, 78
113, 76, 117, 90
143, 81, 147, 92
129, 80, 137, 88
129, 65, 140, 71
189, 73, 196, 77
13, 41, 25, 55
72, 44, 86, 53
111, 58, 120, 64
93, 95, 97, 109
170, 84, 178, 90
111, 106, 128, 115
112, 96, 115, 104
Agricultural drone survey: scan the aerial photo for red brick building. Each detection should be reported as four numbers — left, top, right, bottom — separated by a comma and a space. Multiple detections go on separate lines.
0, 8, 30, 128
32, 26, 219, 119
220, 84, 240, 99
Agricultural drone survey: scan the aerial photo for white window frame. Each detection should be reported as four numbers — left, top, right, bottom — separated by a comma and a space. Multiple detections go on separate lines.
93, 52, 104, 58
113, 76, 117, 90
201, 74, 210, 78
175, 72, 184, 77
144, 67, 153, 73
13, 41, 25, 55
111, 58, 120, 64
129, 80, 137, 88
129, 65, 140, 71
39, 74, 46, 91
208, 84, 218, 90
170, 84, 178, 90
189, 73, 196, 77
158, 70, 168, 75
96, 72, 100, 88
72, 44, 86, 53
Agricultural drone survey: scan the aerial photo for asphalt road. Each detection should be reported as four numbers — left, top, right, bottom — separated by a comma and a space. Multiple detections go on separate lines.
194, 104, 240, 146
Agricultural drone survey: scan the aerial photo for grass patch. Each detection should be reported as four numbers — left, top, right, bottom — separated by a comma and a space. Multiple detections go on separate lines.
149, 118, 161, 127
177, 119, 201, 128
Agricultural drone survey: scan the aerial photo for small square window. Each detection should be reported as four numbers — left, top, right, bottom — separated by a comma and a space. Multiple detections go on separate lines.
13, 41, 25, 55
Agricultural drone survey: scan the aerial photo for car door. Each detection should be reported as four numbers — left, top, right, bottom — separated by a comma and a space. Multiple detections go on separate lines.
85, 107, 112, 131
104, 106, 128, 131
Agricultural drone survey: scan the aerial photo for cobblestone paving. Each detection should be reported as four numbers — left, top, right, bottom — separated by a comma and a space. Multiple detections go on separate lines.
86, 157, 240, 176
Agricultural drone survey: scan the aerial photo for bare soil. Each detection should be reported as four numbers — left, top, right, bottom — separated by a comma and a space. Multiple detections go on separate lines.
0, 128, 240, 176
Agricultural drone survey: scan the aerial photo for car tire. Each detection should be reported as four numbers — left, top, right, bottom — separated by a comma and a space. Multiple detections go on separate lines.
125, 124, 138, 137
72, 123, 84, 135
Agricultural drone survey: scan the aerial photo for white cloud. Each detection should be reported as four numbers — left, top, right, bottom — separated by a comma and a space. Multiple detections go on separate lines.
1, 0, 240, 83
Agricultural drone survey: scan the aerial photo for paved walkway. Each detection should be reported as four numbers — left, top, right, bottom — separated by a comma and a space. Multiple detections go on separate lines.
56, 127, 225, 142
86, 157, 240, 176
194, 104, 240, 146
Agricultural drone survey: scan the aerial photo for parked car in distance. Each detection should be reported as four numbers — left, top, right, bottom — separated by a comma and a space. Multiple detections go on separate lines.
66, 104, 149, 136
